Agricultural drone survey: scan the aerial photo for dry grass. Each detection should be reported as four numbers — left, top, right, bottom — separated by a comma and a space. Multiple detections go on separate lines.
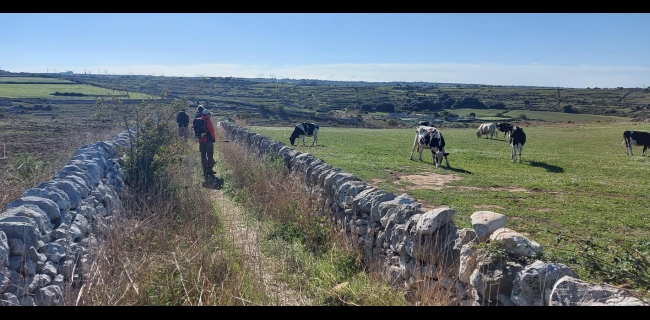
64, 137, 268, 305
214, 123, 461, 305
0, 119, 122, 212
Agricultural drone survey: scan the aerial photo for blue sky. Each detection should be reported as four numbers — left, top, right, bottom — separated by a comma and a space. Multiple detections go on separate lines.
2, 13, 649, 88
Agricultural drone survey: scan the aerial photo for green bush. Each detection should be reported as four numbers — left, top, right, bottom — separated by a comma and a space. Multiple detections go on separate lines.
11, 152, 41, 180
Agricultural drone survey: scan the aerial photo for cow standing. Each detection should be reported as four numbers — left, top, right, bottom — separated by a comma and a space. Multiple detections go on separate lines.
410, 125, 450, 168
496, 122, 514, 138
623, 130, 650, 156
289, 122, 319, 147
509, 126, 526, 163
476, 123, 497, 139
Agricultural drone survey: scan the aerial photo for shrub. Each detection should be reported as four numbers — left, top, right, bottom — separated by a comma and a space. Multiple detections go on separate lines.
489, 102, 506, 109
563, 105, 578, 113
11, 152, 41, 181
519, 114, 529, 120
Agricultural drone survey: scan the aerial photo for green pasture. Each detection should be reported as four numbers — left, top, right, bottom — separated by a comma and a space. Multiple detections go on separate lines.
0, 83, 154, 100
250, 122, 650, 280
453, 108, 630, 123
0, 76, 75, 83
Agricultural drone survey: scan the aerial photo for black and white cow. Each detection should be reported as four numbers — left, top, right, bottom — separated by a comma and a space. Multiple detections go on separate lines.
623, 130, 650, 156
410, 125, 450, 168
289, 122, 319, 146
496, 122, 514, 138
509, 126, 526, 163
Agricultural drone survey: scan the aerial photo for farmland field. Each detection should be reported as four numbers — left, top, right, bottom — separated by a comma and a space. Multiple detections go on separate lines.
0, 76, 76, 83
454, 108, 630, 123
250, 122, 650, 281
0, 80, 154, 100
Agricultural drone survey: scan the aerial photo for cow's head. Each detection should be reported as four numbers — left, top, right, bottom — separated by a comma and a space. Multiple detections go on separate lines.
289, 136, 296, 146
433, 150, 450, 167
476, 130, 482, 138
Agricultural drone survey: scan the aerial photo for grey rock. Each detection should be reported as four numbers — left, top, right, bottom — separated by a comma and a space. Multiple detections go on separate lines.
470, 211, 506, 242
39, 242, 66, 263
6, 196, 61, 221
415, 207, 456, 235
511, 260, 579, 306
33, 285, 64, 306
550, 276, 650, 306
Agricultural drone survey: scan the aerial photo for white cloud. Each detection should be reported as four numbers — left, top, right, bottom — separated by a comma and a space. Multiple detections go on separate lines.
9, 63, 650, 88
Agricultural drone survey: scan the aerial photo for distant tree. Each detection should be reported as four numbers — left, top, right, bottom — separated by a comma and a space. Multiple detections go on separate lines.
376, 102, 395, 113
489, 102, 506, 109
453, 97, 486, 109
524, 100, 531, 106
469, 112, 476, 118
360, 104, 374, 112
519, 114, 529, 120
563, 105, 578, 113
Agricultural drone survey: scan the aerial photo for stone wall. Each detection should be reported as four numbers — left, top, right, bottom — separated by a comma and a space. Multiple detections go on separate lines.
0, 129, 133, 306
218, 121, 649, 306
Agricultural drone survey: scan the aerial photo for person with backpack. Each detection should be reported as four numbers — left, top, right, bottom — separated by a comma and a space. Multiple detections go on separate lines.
194, 105, 205, 119
176, 108, 190, 138
194, 108, 217, 177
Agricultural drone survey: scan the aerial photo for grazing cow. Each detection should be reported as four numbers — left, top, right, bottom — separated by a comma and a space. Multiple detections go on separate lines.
623, 130, 650, 156
289, 122, 319, 146
476, 123, 497, 139
495, 122, 514, 138
410, 125, 450, 168
509, 126, 526, 163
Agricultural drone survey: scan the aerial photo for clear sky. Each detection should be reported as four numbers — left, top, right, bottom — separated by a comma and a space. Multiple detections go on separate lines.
2, 13, 649, 88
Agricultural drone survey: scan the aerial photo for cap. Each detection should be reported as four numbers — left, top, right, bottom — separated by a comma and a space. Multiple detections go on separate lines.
202, 109, 212, 115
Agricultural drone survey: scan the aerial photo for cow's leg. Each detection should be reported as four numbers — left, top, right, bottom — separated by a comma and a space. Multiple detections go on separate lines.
441, 149, 450, 168
518, 145, 524, 163
410, 144, 416, 160
432, 150, 439, 166
410, 134, 419, 160
644, 145, 648, 156
311, 135, 317, 147
511, 144, 516, 162
302, 136, 307, 146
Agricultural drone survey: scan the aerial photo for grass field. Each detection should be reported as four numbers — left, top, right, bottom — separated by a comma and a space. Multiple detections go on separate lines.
0, 77, 75, 83
250, 122, 650, 282
0, 83, 154, 100
453, 108, 630, 123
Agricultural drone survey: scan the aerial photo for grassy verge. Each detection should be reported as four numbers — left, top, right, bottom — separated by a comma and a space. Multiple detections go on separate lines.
214, 120, 444, 305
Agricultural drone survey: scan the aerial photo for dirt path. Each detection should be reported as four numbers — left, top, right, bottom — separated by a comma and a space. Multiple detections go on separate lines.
208, 189, 313, 306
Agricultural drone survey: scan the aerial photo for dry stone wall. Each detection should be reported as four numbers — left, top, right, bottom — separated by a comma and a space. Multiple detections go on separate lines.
218, 120, 649, 306
0, 129, 133, 306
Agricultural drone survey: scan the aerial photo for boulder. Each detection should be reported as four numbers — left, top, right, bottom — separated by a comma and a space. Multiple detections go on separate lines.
549, 276, 650, 306
510, 260, 579, 306
470, 211, 506, 242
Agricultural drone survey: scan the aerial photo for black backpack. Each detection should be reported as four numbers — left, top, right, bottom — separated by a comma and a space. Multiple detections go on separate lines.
193, 117, 207, 139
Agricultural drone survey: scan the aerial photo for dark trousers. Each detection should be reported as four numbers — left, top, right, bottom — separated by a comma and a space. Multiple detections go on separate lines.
199, 142, 215, 176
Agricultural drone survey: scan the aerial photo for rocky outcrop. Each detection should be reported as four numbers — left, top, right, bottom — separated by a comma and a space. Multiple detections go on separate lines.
218, 120, 650, 306
0, 129, 132, 306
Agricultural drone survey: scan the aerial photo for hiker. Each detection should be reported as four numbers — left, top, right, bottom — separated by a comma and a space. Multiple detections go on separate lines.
194, 105, 205, 119
176, 108, 190, 138
195, 108, 217, 177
